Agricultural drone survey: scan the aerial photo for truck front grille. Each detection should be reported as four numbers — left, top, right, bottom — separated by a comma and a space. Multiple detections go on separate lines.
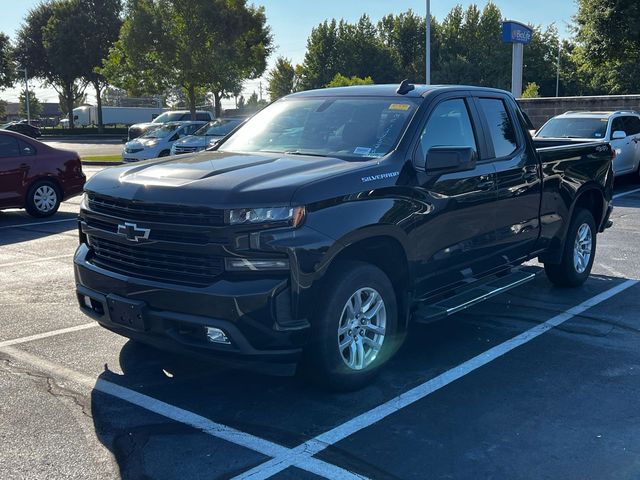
88, 194, 225, 226
89, 236, 224, 286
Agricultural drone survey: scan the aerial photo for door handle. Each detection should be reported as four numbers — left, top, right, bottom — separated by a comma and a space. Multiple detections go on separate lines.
477, 179, 495, 191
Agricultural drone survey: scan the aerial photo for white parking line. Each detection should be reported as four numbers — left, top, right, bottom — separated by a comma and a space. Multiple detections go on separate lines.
0, 342, 369, 480
0, 323, 99, 349
1, 254, 74, 268
613, 187, 640, 200
0, 218, 77, 230
235, 279, 639, 480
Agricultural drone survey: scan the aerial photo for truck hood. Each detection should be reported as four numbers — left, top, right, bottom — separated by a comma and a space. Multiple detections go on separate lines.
85, 150, 371, 208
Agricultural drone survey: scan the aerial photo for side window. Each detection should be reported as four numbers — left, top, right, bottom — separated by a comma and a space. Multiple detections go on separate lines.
623, 116, 640, 136
611, 117, 626, 135
479, 98, 518, 158
18, 139, 36, 156
196, 113, 210, 121
417, 98, 477, 166
0, 135, 20, 158
180, 113, 190, 120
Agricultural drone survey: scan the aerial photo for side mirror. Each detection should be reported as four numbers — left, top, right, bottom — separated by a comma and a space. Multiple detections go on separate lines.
426, 147, 477, 174
612, 130, 627, 140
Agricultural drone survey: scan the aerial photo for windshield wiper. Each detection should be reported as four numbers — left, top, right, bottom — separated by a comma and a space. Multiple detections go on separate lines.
283, 150, 328, 158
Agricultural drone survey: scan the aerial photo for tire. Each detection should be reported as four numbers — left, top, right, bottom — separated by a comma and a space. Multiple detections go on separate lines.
303, 261, 399, 391
544, 208, 596, 287
25, 180, 61, 218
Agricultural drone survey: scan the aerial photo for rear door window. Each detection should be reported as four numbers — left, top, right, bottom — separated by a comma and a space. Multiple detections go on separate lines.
416, 98, 478, 167
623, 116, 640, 136
0, 134, 20, 158
196, 113, 211, 121
479, 98, 519, 158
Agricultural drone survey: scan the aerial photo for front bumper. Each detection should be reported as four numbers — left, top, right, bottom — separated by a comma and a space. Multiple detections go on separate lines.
74, 244, 307, 375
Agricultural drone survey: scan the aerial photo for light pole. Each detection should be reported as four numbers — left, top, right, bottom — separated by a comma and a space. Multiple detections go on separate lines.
426, 0, 431, 85
17, 67, 31, 124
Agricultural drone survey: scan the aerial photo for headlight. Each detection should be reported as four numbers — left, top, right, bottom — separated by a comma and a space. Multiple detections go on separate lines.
227, 206, 305, 227
125, 147, 144, 154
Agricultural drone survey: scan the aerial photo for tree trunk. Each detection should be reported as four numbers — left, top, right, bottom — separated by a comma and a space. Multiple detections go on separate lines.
94, 81, 104, 134
213, 91, 222, 118
187, 84, 196, 120
66, 83, 75, 129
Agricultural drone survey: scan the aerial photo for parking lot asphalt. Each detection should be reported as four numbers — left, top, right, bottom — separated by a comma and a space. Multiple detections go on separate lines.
42, 139, 124, 157
1, 167, 640, 480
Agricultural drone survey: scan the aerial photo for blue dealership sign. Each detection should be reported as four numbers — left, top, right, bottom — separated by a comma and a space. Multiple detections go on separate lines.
502, 21, 533, 45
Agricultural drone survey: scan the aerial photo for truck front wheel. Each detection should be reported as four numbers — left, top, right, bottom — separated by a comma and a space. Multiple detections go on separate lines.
303, 261, 399, 390
544, 208, 596, 287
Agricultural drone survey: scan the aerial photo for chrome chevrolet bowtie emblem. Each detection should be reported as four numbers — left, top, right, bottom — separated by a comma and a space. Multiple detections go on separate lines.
117, 222, 151, 242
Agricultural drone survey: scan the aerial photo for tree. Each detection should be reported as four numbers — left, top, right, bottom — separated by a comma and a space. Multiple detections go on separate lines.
19, 90, 43, 118
0, 100, 7, 120
0, 33, 14, 90
76, 0, 122, 132
574, 0, 640, 94
327, 74, 374, 87
58, 85, 87, 116
246, 91, 268, 110
103, 0, 273, 118
522, 82, 540, 98
267, 57, 296, 100
102, 86, 126, 106
14, 1, 87, 128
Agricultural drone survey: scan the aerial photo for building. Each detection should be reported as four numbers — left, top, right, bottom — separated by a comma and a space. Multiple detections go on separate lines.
2, 102, 63, 126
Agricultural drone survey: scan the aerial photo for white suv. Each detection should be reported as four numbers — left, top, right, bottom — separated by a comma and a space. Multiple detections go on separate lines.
535, 110, 640, 177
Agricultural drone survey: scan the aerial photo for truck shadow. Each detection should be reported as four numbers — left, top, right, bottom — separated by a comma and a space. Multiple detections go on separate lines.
0, 211, 77, 246
88, 273, 637, 479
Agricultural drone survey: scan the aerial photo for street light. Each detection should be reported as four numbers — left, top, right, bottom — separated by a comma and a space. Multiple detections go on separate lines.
16, 66, 31, 124
426, 0, 431, 85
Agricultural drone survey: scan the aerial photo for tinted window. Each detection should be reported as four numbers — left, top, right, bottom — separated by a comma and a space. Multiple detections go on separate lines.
417, 99, 477, 165
0, 135, 20, 157
622, 116, 640, 136
611, 117, 626, 135
18, 139, 36, 156
537, 117, 608, 139
196, 113, 211, 121
480, 98, 518, 158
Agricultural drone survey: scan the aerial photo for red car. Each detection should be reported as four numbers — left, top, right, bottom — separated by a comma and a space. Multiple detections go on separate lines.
0, 130, 85, 217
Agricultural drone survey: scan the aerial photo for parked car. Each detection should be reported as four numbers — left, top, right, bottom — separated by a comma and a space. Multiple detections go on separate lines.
0, 130, 85, 217
1, 121, 41, 138
127, 110, 214, 141
534, 110, 640, 177
170, 118, 245, 155
76, 83, 613, 389
122, 121, 207, 162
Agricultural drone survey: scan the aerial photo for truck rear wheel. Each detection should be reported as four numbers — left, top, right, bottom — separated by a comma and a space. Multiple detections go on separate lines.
303, 261, 399, 391
544, 208, 596, 287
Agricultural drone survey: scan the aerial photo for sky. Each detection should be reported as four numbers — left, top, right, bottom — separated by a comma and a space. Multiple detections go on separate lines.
0, 0, 577, 107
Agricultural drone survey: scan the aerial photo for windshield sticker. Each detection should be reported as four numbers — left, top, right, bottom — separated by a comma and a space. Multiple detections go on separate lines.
362, 171, 399, 183
354, 147, 372, 155
595, 133, 602, 137
389, 103, 411, 111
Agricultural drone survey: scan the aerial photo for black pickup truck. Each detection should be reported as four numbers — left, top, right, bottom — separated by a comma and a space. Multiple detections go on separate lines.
75, 84, 614, 389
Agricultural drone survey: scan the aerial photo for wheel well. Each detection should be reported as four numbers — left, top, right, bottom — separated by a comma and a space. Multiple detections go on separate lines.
330, 236, 411, 329
574, 188, 604, 227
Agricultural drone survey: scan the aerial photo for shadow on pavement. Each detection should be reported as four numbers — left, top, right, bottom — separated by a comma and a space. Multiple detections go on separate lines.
88, 273, 634, 479
0, 211, 78, 246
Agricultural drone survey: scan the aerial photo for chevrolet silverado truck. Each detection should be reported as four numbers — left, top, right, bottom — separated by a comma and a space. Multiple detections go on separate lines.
75, 83, 614, 389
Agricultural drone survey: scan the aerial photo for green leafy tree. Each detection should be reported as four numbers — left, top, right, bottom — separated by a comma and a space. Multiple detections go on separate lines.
0, 33, 14, 89
103, 0, 272, 118
267, 57, 296, 100
573, 0, 640, 94
58, 86, 87, 116
14, 1, 87, 128
0, 100, 7, 120
521, 82, 540, 98
246, 91, 268, 110
327, 74, 374, 87
19, 90, 43, 118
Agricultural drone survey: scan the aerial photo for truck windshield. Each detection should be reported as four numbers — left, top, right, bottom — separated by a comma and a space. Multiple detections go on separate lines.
219, 97, 419, 159
537, 117, 609, 139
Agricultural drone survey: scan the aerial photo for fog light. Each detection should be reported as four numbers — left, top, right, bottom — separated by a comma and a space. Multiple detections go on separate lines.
205, 327, 231, 345
83, 295, 93, 309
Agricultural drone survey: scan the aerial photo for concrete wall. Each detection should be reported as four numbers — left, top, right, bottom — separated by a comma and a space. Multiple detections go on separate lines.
518, 95, 640, 129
